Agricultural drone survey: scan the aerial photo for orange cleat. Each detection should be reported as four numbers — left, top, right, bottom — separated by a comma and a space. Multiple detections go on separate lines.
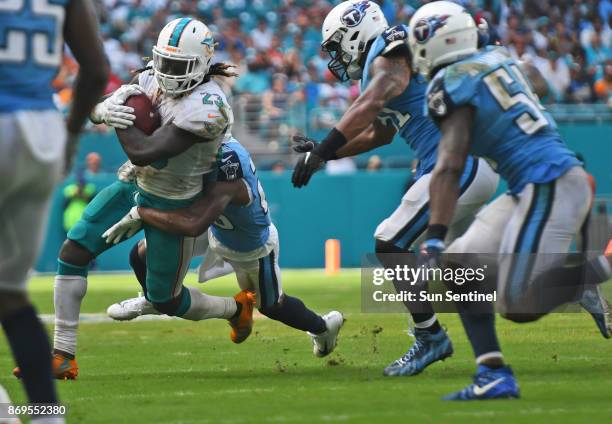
13, 353, 78, 380
229, 290, 255, 344
605, 239, 612, 257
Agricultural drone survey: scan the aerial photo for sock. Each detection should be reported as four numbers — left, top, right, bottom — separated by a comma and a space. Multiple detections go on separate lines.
260, 295, 327, 334
53, 272, 87, 357
413, 314, 441, 333
475, 351, 505, 368
376, 240, 437, 323
180, 287, 237, 321
1, 305, 58, 404
458, 310, 503, 365
129, 242, 147, 297
454, 269, 502, 364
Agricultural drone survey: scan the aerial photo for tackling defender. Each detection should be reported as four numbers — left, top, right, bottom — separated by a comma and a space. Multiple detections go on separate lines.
408, 1, 612, 400
291, 0, 499, 376
16, 17, 251, 380
103, 138, 344, 356
1, 0, 108, 419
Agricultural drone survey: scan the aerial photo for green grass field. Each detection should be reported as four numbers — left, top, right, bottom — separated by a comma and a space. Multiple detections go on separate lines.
1, 270, 611, 424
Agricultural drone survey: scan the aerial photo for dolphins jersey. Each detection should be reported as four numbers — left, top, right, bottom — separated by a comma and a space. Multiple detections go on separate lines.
361, 25, 443, 178
0, 0, 69, 112
426, 46, 580, 193
136, 65, 234, 200
210, 138, 271, 252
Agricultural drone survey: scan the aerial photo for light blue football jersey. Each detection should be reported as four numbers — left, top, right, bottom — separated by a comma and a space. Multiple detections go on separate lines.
361, 25, 443, 178
426, 46, 580, 193
210, 139, 271, 252
0, 0, 69, 112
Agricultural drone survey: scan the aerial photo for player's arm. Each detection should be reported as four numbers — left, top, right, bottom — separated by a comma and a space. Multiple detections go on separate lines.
518, 62, 548, 99
115, 124, 210, 167
292, 49, 410, 187
335, 119, 396, 158
427, 106, 474, 234
137, 180, 250, 237
319, 51, 410, 160
63, 0, 109, 168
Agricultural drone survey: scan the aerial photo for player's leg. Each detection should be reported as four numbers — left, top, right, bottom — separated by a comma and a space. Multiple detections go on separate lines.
245, 225, 343, 356
0, 112, 63, 412
497, 167, 611, 332
105, 240, 160, 320
374, 173, 443, 347
142, 222, 240, 323
53, 180, 138, 373
107, 235, 245, 324
381, 157, 498, 376
442, 194, 519, 400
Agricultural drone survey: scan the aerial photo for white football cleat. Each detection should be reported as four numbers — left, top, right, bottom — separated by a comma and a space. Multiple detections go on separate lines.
308, 311, 344, 357
107, 296, 159, 321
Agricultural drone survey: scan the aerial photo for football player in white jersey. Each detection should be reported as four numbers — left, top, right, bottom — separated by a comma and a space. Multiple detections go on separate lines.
1, 0, 108, 418
15, 18, 252, 380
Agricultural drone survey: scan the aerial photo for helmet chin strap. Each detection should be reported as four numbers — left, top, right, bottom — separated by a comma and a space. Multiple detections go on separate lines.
347, 63, 363, 80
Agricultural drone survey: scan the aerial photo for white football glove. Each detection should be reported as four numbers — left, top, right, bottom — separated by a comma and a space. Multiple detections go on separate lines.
116, 161, 136, 183
102, 206, 142, 245
90, 84, 144, 129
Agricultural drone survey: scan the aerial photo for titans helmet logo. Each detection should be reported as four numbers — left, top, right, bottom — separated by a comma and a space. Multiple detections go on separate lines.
341, 1, 371, 27
413, 14, 450, 43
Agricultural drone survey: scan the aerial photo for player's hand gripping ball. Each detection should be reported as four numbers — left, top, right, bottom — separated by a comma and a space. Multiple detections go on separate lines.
117, 94, 161, 135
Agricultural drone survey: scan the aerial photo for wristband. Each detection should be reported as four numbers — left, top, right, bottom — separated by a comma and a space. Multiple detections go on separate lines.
314, 128, 347, 161
426, 224, 448, 241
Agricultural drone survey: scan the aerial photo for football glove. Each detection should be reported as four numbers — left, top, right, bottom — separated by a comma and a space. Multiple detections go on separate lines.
116, 161, 136, 183
292, 151, 325, 188
418, 238, 446, 271
102, 206, 142, 245
292, 134, 319, 153
90, 84, 144, 129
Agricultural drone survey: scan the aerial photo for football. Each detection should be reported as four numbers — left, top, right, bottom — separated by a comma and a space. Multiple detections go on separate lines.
119, 93, 161, 135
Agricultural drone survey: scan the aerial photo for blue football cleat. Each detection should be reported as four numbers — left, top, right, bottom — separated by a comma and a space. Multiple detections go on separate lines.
579, 284, 612, 339
383, 327, 453, 376
443, 365, 520, 400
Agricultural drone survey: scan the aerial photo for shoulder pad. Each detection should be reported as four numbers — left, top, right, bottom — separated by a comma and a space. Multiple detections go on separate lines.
217, 149, 243, 182
380, 25, 409, 56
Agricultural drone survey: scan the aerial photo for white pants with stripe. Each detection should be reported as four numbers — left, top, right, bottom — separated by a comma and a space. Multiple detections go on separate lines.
375, 157, 499, 248
0, 111, 65, 292
195, 224, 283, 309
446, 166, 592, 314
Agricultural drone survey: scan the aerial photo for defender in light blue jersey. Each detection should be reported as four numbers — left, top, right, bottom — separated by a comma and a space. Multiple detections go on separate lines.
291, 1, 498, 378
105, 138, 344, 357
0, 0, 108, 411
409, 1, 612, 400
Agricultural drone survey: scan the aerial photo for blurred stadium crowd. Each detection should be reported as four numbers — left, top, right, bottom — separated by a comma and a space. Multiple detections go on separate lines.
52, 0, 612, 166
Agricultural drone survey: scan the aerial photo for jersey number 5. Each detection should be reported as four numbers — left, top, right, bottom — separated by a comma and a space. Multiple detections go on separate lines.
0, 0, 65, 67
483, 65, 547, 135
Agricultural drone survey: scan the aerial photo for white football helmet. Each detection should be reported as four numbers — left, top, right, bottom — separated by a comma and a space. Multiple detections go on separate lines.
408, 1, 477, 78
321, 1, 388, 81
152, 17, 215, 95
